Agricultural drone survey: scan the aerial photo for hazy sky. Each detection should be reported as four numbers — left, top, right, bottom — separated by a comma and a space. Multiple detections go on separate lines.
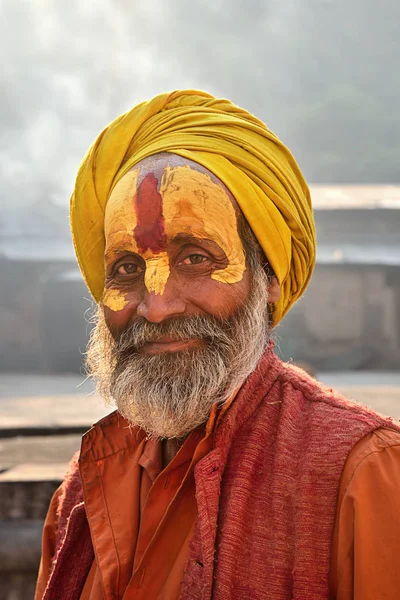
1, 0, 399, 222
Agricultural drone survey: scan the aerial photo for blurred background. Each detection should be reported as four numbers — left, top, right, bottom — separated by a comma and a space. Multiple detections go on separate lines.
1, 1, 400, 597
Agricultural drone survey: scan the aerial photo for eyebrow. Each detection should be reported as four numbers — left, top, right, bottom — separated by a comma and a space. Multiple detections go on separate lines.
170, 234, 228, 259
170, 233, 220, 245
105, 234, 227, 259
104, 247, 141, 264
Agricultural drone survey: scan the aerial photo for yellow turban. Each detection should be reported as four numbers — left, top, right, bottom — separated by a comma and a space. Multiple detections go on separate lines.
71, 89, 316, 325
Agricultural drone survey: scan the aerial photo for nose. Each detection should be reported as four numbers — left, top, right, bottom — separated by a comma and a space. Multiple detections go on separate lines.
137, 288, 186, 323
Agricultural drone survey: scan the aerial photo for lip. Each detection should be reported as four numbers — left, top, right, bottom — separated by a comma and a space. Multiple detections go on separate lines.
141, 338, 201, 355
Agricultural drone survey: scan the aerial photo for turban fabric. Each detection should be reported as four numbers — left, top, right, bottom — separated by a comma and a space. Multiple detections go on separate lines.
71, 90, 316, 325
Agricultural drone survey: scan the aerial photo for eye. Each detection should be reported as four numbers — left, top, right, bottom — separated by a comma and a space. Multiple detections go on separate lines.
180, 254, 209, 265
116, 262, 143, 275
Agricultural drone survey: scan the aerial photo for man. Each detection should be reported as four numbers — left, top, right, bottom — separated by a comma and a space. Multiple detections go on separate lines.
36, 90, 400, 600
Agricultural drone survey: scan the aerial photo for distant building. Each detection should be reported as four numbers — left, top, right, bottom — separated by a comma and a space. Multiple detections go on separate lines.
278, 186, 400, 370
0, 201, 88, 372
1, 187, 400, 372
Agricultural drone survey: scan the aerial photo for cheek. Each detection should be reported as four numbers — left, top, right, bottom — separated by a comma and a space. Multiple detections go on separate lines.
103, 297, 140, 338
187, 269, 252, 318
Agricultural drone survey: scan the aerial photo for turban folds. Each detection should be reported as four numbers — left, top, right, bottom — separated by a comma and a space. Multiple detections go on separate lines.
71, 90, 316, 325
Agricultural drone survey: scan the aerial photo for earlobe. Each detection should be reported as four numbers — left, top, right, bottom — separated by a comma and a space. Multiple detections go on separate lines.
267, 276, 281, 304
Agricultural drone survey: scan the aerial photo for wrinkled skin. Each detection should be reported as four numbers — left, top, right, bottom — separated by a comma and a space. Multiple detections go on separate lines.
103, 153, 280, 353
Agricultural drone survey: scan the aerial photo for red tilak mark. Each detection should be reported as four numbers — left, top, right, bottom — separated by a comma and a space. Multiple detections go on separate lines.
133, 173, 167, 254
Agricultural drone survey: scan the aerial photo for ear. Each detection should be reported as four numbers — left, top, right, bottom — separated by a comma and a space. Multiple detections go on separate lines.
267, 276, 281, 304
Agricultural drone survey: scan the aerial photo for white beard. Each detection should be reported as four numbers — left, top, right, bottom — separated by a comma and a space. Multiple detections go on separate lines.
86, 267, 271, 439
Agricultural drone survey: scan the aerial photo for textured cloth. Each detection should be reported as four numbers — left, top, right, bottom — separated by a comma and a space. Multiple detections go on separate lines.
36, 397, 235, 600
70, 90, 316, 324
36, 429, 400, 600
77, 396, 234, 599
77, 429, 201, 600
35, 349, 400, 599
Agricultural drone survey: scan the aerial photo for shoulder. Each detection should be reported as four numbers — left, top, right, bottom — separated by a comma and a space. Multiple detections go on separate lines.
275, 358, 400, 429
338, 427, 400, 504
39, 451, 84, 561
331, 427, 400, 599
278, 359, 360, 410
54, 451, 83, 542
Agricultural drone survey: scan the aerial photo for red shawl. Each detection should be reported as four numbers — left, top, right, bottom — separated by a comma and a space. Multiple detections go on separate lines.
42, 348, 400, 599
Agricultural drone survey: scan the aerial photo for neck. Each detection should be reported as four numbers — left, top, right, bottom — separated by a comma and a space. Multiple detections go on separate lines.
162, 437, 183, 469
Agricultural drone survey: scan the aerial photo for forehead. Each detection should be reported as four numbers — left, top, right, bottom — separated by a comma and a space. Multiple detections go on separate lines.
104, 156, 241, 246
103, 154, 247, 293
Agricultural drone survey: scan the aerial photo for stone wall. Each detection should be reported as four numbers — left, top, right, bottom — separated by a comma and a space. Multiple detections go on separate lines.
278, 264, 400, 370
1, 208, 400, 373
0, 465, 65, 600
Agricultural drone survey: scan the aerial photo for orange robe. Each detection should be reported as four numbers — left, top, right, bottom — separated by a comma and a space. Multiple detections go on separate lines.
36, 418, 400, 600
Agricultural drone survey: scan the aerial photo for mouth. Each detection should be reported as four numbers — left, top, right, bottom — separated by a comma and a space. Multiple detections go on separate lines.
140, 337, 203, 355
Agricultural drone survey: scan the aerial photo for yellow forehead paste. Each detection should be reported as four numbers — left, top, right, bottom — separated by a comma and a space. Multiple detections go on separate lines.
104, 169, 170, 307
143, 252, 170, 295
103, 170, 139, 311
103, 164, 246, 311
159, 166, 246, 284
104, 168, 140, 262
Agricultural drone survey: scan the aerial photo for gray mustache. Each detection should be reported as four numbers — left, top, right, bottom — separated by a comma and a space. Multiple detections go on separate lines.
115, 315, 233, 353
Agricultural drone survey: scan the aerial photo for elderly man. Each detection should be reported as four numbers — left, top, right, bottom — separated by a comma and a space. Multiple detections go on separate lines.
36, 91, 400, 600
